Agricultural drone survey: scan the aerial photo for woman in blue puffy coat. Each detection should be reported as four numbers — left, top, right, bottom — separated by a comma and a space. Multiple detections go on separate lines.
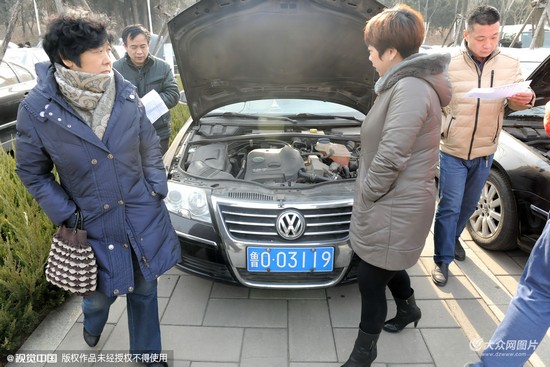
15, 10, 180, 367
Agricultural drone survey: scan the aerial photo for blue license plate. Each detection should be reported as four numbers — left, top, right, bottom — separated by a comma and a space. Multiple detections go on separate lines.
247, 247, 334, 272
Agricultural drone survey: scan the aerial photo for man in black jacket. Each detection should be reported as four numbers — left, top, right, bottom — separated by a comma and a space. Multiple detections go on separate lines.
113, 24, 179, 154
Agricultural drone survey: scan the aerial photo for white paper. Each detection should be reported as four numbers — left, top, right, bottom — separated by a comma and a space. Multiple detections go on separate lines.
140, 89, 169, 123
464, 80, 532, 99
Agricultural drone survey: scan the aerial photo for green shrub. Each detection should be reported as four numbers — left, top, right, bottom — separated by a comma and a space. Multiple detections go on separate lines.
170, 101, 191, 145
0, 149, 67, 361
169, 75, 191, 145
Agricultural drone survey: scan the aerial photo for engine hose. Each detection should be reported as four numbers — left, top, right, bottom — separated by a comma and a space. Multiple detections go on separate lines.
297, 169, 330, 183
343, 165, 350, 178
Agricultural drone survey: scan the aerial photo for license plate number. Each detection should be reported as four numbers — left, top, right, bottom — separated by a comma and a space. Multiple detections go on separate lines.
247, 247, 334, 272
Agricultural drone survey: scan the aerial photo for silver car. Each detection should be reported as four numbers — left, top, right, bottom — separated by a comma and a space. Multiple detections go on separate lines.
164, 0, 385, 288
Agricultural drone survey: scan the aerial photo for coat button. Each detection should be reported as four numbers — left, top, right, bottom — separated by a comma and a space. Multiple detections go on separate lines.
108, 244, 114, 250
151, 191, 157, 196
107, 154, 114, 159
118, 200, 124, 205
91, 159, 98, 165
103, 204, 110, 210
128, 287, 134, 292
113, 289, 119, 295
129, 94, 135, 99
123, 243, 129, 248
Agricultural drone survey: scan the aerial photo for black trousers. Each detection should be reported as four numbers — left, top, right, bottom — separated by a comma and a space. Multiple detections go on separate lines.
357, 260, 413, 334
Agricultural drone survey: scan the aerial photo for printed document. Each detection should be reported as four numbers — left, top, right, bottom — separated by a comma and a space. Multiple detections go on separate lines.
141, 89, 169, 123
464, 80, 532, 99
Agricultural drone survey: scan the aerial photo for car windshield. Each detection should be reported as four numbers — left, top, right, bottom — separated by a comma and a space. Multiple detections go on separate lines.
207, 99, 365, 120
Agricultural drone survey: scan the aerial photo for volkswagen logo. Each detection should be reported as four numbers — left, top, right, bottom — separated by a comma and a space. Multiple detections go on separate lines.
276, 210, 306, 240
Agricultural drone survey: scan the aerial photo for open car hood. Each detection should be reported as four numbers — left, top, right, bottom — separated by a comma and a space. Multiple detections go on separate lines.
168, 0, 385, 120
527, 53, 550, 107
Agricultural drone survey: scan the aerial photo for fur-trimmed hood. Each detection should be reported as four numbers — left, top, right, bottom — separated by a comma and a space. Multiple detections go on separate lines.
375, 52, 452, 107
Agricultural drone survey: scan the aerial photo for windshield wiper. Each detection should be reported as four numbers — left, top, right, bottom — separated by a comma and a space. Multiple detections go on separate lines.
293, 113, 362, 122
206, 112, 297, 122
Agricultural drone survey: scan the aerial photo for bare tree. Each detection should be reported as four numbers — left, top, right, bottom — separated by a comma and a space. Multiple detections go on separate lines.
54, 0, 64, 13
1, 0, 25, 60
79, 0, 92, 12
453, 0, 469, 46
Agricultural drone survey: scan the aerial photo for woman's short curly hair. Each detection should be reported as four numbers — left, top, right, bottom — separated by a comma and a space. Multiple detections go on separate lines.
363, 4, 424, 59
42, 9, 114, 68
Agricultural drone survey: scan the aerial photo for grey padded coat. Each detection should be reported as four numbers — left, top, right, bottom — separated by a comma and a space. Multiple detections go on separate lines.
349, 52, 452, 270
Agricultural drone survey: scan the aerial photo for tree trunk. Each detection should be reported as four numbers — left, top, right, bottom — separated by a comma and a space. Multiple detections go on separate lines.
79, 0, 92, 12
1, 0, 25, 60
132, 0, 141, 25
531, 3, 548, 48
20, 6, 27, 41
453, 0, 469, 46
54, 0, 64, 13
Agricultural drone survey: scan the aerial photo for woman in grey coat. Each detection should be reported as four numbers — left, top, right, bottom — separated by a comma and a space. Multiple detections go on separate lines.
342, 5, 451, 367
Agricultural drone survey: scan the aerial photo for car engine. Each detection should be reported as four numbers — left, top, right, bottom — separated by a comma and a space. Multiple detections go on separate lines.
182, 132, 360, 186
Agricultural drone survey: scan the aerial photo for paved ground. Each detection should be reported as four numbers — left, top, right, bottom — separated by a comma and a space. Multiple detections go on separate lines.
8, 229, 550, 367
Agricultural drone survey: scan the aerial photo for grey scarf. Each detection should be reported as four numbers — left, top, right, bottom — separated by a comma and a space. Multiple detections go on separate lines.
54, 63, 116, 140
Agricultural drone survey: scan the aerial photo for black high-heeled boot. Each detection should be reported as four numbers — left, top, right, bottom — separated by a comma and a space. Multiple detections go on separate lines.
341, 329, 379, 367
383, 290, 421, 333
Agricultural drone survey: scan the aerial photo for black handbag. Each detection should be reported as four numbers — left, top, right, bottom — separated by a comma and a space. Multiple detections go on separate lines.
45, 211, 97, 296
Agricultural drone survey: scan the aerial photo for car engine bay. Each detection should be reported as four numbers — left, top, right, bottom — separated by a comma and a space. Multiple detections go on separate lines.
179, 124, 361, 186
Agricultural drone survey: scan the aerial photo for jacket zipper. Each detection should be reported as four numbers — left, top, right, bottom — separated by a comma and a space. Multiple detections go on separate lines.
467, 63, 495, 160
467, 68, 482, 160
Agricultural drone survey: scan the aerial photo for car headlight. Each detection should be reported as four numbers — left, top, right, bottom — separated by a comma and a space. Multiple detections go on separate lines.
165, 181, 211, 224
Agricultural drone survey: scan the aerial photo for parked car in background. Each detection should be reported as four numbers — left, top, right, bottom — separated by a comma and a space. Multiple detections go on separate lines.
165, 0, 384, 288
0, 40, 18, 49
2, 47, 49, 76
465, 50, 550, 253
0, 60, 36, 151
499, 46, 550, 78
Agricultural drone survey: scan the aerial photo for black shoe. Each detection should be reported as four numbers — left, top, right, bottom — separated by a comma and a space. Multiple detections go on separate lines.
383, 289, 422, 333
83, 327, 100, 347
431, 262, 449, 287
341, 329, 379, 367
454, 239, 466, 261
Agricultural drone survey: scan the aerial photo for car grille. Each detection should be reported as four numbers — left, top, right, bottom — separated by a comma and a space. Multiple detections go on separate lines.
236, 268, 345, 285
217, 203, 352, 243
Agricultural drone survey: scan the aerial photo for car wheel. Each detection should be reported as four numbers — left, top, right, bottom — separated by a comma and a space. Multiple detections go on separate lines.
466, 169, 518, 251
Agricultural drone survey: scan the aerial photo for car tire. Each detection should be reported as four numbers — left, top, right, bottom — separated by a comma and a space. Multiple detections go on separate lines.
466, 169, 518, 251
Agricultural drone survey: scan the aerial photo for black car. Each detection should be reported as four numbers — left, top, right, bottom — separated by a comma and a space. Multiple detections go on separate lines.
0, 60, 36, 151
165, 0, 384, 288
466, 52, 550, 253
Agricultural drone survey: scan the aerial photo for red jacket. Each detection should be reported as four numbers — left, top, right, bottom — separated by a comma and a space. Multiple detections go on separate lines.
544, 101, 550, 137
